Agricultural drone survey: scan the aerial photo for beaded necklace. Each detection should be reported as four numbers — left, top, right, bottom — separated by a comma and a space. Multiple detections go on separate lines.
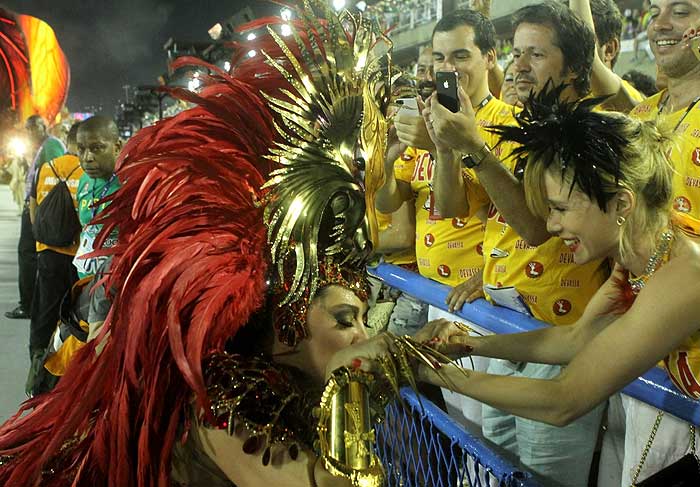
627, 228, 675, 295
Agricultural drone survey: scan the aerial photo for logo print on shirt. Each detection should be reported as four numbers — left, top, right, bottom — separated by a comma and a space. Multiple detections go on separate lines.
476, 242, 484, 256
553, 299, 572, 316
452, 217, 467, 229
424, 233, 435, 247
437, 264, 451, 278
674, 196, 692, 213
665, 352, 700, 399
693, 148, 700, 167
401, 153, 414, 162
525, 261, 544, 278
490, 248, 509, 259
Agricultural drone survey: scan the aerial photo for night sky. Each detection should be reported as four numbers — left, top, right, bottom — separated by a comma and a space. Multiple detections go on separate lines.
4, 1, 279, 114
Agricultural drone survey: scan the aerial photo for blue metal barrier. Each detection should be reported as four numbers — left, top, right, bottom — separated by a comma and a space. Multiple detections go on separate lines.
377, 388, 541, 487
371, 263, 700, 426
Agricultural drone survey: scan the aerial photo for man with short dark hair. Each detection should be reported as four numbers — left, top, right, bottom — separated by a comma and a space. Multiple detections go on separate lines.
630, 0, 700, 221
571, 0, 646, 112
511, 2, 595, 104
6, 116, 65, 320
589, 0, 624, 68
73, 116, 122, 280
377, 8, 514, 292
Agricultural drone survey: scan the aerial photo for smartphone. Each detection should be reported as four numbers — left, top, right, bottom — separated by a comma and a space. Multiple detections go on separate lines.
396, 97, 419, 115
435, 71, 460, 113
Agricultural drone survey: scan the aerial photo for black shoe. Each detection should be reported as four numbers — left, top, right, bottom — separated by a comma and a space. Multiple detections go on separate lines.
5, 306, 30, 319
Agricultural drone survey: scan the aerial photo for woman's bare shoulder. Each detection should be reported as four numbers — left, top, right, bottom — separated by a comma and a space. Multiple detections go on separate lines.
634, 235, 700, 318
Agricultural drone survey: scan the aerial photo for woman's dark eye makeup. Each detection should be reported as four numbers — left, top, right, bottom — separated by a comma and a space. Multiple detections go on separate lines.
335, 313, 355, 328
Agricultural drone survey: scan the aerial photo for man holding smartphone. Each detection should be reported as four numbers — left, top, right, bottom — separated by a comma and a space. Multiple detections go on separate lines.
377, 9, 513, 294
423, 3, 610, 486
376, 6, 522, 438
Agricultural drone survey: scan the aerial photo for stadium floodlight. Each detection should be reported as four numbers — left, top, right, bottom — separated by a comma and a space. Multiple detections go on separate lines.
7, 137, 28, 157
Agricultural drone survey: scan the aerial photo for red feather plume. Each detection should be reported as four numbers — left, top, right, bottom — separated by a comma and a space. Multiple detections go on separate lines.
0, 63, 279, 486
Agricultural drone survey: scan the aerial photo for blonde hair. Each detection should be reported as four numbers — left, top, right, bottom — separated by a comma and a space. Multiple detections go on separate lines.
524, 113, 675, 261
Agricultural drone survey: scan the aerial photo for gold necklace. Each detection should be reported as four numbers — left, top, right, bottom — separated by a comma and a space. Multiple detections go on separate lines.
628, 228, 675, 295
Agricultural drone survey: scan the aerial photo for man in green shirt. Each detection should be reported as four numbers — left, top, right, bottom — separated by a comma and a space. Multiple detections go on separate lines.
73, 116, 122, 279
6, 115, 65, 320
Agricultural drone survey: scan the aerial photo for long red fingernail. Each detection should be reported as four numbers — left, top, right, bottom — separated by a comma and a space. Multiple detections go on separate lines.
432, 360, 443, 369
351, 358, 362, 370
463, 345, 474, 354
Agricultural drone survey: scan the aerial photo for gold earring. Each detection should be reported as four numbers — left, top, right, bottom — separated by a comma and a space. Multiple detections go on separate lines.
616, 216, 626, 226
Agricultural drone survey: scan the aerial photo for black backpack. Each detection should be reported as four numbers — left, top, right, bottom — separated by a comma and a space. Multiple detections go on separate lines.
33, 161, 82, 247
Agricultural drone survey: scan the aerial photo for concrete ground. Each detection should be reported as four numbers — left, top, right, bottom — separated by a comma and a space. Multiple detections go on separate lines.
0, 185, 29, 422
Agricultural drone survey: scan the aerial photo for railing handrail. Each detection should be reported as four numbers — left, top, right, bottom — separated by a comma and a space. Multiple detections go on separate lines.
370, 263, 700, 426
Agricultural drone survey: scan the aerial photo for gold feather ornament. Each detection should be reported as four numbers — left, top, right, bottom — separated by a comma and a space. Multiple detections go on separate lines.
260, 0, 395, 307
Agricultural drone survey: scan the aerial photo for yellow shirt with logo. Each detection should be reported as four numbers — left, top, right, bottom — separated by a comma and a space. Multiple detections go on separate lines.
664, 212, 700, 398
630, 91, 700, 219
393, 97, 517, 287
34, 154, 84, 256
482, 204, 609, 325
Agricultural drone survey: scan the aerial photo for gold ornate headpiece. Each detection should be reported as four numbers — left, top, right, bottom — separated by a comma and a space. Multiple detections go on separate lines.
258, 0, 395, 317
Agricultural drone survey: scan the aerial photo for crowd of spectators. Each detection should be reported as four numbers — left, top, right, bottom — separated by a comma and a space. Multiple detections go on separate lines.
372, 0, 700, 485
4, 115, 120, 396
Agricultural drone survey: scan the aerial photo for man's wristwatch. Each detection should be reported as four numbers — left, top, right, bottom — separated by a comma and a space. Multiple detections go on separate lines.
461, 143, 491, 168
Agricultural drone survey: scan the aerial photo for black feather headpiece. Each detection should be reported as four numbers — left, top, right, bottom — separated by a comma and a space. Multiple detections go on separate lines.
489, 82, 635, 211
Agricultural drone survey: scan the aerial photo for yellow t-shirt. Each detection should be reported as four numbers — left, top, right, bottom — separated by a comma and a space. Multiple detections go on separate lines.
482, 205, 609, 325
393, 97, 518, 287
620, 79, 646, 107
394, 148, 485, 286
34, 154, 84, 256
630, 91, 700, 219
376, 210, 416, 266
663, 212, 700, 398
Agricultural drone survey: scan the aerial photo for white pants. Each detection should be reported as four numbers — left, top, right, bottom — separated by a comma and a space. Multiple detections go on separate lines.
620, 396, 695, 486
429, 306, 492, 433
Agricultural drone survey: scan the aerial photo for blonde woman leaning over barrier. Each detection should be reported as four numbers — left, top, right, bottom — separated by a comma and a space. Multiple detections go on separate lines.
350, 87, 700, 486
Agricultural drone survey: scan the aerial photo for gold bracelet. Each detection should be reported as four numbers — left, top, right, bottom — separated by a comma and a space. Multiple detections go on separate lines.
316, 367, 385, 487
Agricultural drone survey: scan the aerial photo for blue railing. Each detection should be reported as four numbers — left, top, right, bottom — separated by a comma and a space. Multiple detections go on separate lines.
377, 388, 541, 486
371, 263, 700, 426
